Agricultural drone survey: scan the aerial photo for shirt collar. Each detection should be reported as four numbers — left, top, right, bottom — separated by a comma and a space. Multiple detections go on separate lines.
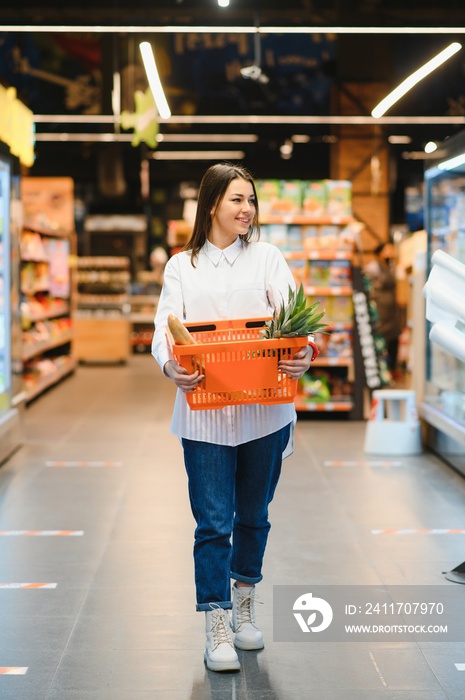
203, 237, 243, 266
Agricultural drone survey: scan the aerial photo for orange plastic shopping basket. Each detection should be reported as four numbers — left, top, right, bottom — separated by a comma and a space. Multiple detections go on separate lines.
168, 317, 307, 410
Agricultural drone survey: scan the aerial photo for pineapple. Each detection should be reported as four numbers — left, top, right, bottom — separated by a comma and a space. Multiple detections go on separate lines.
262, 283, 327, 339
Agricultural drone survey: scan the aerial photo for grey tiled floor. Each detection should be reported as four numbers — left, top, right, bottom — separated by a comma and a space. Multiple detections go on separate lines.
0, 355, 465, 699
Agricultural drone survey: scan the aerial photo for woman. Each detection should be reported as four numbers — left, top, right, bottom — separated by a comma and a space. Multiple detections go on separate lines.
152, 163, 315, 672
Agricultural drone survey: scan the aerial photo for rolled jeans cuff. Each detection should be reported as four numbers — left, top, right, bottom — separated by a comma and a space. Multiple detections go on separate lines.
196, 600, 233, 612
230, 571, 263, 585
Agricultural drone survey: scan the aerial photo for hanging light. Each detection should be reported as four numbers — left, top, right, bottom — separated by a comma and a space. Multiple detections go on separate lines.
139, 41, 171, 120
372, 42, 462, 118
424, 141, 438, 153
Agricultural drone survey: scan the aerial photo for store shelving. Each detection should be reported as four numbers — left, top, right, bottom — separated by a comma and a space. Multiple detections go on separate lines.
20, 220, 77, 402
75, 256, 131, 363
259, 212, 356, 414
130, 271, 161, 353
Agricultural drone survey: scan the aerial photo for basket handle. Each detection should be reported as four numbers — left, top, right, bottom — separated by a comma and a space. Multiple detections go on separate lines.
184, 322, 217, 333
245, 320, 267, 329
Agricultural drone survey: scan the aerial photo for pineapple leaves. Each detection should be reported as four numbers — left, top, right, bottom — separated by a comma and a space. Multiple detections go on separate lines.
261, 282, 328, 339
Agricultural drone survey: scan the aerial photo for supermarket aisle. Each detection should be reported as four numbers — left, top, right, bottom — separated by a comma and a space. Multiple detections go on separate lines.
0, 356, 465, 699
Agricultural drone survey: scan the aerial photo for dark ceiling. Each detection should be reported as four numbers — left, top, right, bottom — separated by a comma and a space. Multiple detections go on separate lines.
4, 0, 465, 26
3, 1, 465, 221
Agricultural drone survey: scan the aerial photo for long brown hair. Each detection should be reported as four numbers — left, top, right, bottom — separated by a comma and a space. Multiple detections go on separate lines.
183, 162, 260, 266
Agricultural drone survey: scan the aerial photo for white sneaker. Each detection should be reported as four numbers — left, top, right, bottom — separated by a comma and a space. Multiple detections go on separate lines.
231, 584, 264, 651
204, 605, 240, 672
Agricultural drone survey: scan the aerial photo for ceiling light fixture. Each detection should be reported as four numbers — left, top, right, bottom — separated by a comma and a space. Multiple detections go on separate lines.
6, 25, 465, 35
156, 133, 258, 143
218, 0, 230, 6
424, 141, 438, 153
402, 150, 447, 160
152, 150, 245, 160
139, 41, 171, 120
34, 115, 465, 126
34, 133, 135, 142
388, 135, 412, 144
372, 42, 462, 118
279, 139, 293, 160
240, 25, 269, 85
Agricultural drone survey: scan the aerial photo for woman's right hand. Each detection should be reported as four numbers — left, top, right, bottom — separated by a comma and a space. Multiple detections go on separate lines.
164, 360, 205, 393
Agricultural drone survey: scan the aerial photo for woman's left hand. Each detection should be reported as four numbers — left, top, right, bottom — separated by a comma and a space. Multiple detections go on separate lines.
278, 346, 313, 380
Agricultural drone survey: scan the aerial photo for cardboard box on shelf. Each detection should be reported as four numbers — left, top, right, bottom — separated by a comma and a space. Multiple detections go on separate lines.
308, 260, 331, 286
328, 259, 351, 285
274, 180, 302, 216
287, 259, 308, 282
302, 225, 320, 250
267, 224, 288, 248
319, 225, 340, 248
327, 295, 354, 324
287, 225, 303, 250
325, 180, 352, 218
256, 180, 281, 215
302, 180, 327, 217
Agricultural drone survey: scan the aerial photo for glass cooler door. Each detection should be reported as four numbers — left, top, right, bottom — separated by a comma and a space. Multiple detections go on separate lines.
0, 154, 11, 412
0, 148, 22, 466
423, 131, 465, 471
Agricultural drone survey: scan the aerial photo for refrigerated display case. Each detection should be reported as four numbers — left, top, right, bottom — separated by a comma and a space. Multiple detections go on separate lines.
423, 130, 465, 474
0, 144, 22, 465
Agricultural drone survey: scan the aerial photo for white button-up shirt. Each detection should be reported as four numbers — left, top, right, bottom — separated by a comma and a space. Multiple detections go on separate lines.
152, 238, 297, 450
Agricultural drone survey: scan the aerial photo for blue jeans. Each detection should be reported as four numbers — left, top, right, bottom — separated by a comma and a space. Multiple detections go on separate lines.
182, 423, 291, 612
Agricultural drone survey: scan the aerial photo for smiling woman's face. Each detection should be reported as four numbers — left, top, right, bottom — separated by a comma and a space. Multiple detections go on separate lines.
209, 177, 256, 249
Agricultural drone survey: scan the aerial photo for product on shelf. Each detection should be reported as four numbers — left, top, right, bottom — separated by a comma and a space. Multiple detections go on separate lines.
302, 225, 320, 250
267, 224, 288, 248
21, 232, 47, 261
20, 176, 77, 402
287, 259, 308, 282
325, 296, 354, 324
275, 180, 302, 215
287, 225, 303, 250
302, 180, 327, 217
257, 179, 353, 220
328, 259, 352, 285
325, 180, 352, 218
255, 180, 281, 215
299, 368, 353, 404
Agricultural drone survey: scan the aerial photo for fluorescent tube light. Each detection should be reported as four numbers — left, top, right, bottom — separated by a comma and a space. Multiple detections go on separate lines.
372, 42, 462, 118
34, 114, 465, 126
34, 133, 135, 142
388, 135, 412, 144
156, 133, 258, 143
6, 25, 465, 35
152, 150, 245, 160
139, 41, 171, 120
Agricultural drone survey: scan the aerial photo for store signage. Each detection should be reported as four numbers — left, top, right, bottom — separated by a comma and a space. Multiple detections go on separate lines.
352, 290, 382, 389
0, 85, 34, 166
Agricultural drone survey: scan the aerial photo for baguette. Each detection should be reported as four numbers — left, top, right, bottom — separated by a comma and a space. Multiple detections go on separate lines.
168, 314, 197, 345
168, 313, 205, 376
